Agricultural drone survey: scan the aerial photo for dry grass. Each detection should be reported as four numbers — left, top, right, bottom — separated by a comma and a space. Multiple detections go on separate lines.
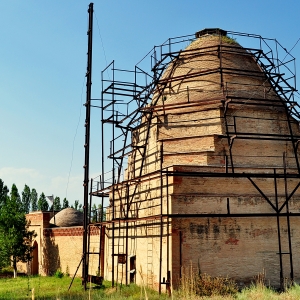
175, 265, 237, 299
173, 267, 300, 300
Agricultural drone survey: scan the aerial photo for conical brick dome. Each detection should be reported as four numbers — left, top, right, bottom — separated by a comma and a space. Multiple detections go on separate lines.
130, 29, 293, 173
154, 29, 279, 109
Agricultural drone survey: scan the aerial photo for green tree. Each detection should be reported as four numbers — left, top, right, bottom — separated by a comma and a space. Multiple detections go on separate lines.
91, 203, 97, 222
0, 233, 10, 269
38, 192, 49, 211
91, 204, 106, 222
53, 196, 61, 211
0, 179, 9, 209
74, 200, 79, 210
0, 179, 9, 268
10, 184, 21, 204
98, 204, 106, 221
0, 183, 36, 277
31, 188, 38, 212
62, 198, 69, 209
21, 184, 31, 214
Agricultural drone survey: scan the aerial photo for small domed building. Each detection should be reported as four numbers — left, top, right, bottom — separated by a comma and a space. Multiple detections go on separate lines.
18, 208, 100, 277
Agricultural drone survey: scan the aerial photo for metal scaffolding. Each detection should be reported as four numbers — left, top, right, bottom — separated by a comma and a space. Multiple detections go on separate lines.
81, 23, 300, 292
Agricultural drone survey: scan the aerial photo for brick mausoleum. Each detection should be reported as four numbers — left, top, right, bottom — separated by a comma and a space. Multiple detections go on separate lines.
97, 28, 300, 291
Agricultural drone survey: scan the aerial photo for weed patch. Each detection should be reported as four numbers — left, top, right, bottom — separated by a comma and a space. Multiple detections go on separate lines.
177, 267, 237, 298
54, 269, 64, 278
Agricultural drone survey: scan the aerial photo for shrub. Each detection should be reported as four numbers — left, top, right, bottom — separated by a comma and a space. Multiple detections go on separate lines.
222, 35, 238, 45
0, 266, 14, 273
54, 269, 64, 278
194, 273, 238, 296
178, 266, 238, 298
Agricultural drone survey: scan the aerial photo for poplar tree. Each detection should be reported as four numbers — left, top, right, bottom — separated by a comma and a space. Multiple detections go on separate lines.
21, 184, 31, 214
37, 192, 49, 211
74, 200, 79, 210
31, 189, 38, 212
62, 198, 69, 209
0, 179, 9, 268
0, 179, 8, 205
53, 196, 61, 211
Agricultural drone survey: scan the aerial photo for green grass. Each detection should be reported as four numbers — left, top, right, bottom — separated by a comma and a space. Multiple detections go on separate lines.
1, 275, 300, 299
0, 276, 168, 300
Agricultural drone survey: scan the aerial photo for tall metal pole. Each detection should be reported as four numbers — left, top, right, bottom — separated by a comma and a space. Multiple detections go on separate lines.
82, 2, 93, 290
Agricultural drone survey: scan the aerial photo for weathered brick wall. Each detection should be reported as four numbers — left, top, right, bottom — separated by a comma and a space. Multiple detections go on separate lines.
170, 172, 300, 287
42, 226, 100, 276
171, 217, 300, 288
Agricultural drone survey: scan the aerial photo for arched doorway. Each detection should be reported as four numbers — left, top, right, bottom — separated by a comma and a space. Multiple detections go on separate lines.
31, 241, 39, 275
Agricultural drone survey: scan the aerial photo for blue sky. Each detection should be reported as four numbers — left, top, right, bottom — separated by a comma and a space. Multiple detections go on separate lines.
0, 0, 299, 206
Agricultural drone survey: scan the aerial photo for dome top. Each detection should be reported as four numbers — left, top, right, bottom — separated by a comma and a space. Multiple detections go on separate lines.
50, 207, 83, 227
195, 28, 227, 38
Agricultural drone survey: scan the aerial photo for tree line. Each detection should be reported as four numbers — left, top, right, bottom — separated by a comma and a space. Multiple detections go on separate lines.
19, 183, 81, 213
14, 181, 104, 221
